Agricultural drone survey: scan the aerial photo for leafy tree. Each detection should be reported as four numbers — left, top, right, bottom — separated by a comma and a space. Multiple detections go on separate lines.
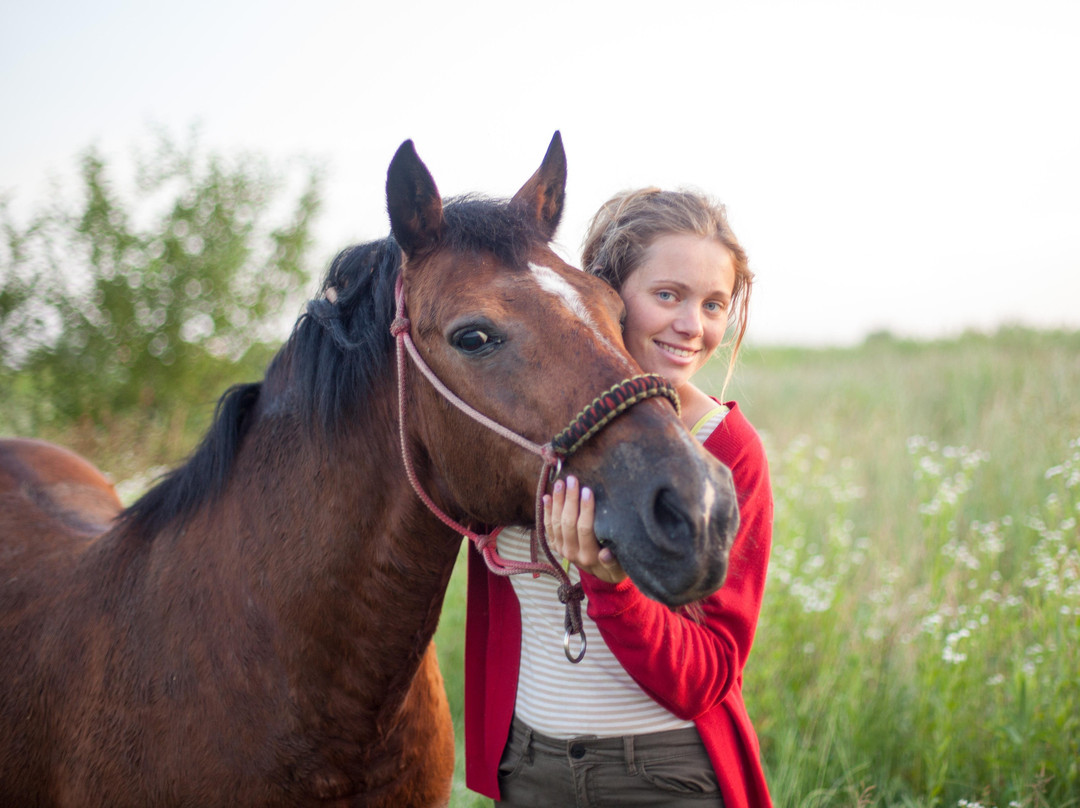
1, 132, 321, 433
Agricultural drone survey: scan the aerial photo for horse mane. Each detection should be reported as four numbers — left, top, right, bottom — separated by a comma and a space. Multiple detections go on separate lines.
117, 195, 545, 540
117, 382, 262, 538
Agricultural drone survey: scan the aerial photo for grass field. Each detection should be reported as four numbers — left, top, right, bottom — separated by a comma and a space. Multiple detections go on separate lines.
9, 328, 1078, 807
434, 328, 1080, 807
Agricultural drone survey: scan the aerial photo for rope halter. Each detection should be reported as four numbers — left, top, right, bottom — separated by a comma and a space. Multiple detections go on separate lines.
391, 276, 680, 662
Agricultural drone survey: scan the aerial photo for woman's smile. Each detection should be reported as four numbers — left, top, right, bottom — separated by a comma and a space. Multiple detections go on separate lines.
655, 340, 700, 360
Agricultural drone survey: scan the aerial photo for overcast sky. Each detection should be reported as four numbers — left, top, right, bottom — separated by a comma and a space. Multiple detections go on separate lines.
2, 0, 1078, 345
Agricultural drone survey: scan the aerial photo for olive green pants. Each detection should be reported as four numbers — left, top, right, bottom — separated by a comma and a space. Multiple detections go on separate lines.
496, 716, 723, 807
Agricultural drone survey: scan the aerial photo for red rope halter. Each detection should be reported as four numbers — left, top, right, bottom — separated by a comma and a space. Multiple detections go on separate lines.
390, 277, 680, 662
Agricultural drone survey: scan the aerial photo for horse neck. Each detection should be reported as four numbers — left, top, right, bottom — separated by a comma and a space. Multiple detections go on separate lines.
213, 390, 463, 719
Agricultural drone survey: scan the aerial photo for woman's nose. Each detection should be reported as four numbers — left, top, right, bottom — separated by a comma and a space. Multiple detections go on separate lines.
673, 305, 704, 337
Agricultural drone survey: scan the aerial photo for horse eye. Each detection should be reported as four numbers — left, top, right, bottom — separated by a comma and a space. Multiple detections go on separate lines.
455, 329, 498, 353
460, 331, 488, 350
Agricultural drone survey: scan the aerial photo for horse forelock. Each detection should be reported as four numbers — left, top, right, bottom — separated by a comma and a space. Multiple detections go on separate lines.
439, 194, 544, 269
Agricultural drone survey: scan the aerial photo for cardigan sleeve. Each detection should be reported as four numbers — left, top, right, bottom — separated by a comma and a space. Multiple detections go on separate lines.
580, 404, 773, 721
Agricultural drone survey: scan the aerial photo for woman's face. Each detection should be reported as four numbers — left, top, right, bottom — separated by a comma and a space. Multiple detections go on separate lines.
618, 232, 736, 391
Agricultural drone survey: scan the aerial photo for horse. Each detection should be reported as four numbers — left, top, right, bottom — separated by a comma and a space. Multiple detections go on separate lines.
0, 133, 740, 807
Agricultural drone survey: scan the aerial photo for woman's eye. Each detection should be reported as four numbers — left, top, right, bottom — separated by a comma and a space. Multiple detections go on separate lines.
657, 291, 675, 302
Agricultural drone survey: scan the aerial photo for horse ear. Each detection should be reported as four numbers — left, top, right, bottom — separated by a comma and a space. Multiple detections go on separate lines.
510, 131, 567, 241
386, 140, 445, 257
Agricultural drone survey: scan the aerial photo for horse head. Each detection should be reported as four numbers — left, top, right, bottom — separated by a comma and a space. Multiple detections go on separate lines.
385, 133, 739, 607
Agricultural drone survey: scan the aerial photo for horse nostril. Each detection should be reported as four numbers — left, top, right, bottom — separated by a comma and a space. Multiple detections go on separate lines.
652, 487, 693, 553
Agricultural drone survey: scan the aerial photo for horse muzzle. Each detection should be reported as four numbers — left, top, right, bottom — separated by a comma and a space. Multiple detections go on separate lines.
591, 448, 739, 608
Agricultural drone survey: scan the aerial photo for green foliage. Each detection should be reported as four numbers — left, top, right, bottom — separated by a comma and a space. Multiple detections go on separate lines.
0, 131, 321, 430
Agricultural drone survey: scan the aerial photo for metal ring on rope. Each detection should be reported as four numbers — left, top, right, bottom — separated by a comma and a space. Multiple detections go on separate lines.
563, 627, 587, 664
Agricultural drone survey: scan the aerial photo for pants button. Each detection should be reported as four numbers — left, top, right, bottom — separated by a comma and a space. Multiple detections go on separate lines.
569, 743, 586, 759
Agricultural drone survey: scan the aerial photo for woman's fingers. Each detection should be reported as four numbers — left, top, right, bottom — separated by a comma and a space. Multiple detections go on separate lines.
542, 492, 556, 552
562, 477, 627, 584
544, 477, 624, 582
559, 476, 583, 558
546, 478, 567, 556
576, 484, 596, 554
547, 476, 592, 562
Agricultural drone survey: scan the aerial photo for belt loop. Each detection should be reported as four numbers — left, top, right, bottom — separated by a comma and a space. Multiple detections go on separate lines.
623, 735, 636, 775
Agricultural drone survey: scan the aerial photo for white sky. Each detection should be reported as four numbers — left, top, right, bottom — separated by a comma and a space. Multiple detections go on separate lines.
2, 0, 1078, 345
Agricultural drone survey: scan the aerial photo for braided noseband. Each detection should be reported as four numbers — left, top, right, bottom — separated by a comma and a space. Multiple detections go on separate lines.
552, 375, 680, 457
390, 277, 680, 662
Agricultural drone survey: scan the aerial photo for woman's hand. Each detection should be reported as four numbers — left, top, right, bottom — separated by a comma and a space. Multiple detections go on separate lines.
544, 476, 627, 585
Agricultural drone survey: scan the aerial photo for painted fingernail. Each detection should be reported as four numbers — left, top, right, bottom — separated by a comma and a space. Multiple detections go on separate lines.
553, 480, 564, 493
582, 487, 592, 501
567, 476, 577, 490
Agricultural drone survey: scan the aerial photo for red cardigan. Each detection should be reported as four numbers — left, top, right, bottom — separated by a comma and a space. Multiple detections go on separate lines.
464, 402, 774, 808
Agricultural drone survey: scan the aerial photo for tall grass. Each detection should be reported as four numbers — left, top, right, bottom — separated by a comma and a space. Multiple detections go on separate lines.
435, 329, 1080, 807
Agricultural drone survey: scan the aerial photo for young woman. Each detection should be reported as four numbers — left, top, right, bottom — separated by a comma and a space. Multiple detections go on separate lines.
465, 188, 773, 807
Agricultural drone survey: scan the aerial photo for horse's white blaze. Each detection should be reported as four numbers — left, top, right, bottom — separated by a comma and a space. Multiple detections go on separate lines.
701, 479, 716, 531
529, 262, 593, 325
528, 262, 621, 357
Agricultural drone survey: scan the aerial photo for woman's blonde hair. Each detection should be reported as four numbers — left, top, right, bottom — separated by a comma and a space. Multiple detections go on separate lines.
581, 187, 753, 390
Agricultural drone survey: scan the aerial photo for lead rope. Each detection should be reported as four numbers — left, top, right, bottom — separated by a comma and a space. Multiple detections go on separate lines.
390, 278, 587, 662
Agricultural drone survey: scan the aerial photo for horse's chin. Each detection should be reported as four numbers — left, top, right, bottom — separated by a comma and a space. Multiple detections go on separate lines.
594, 525, 730, 608
614, 546, 728, 608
